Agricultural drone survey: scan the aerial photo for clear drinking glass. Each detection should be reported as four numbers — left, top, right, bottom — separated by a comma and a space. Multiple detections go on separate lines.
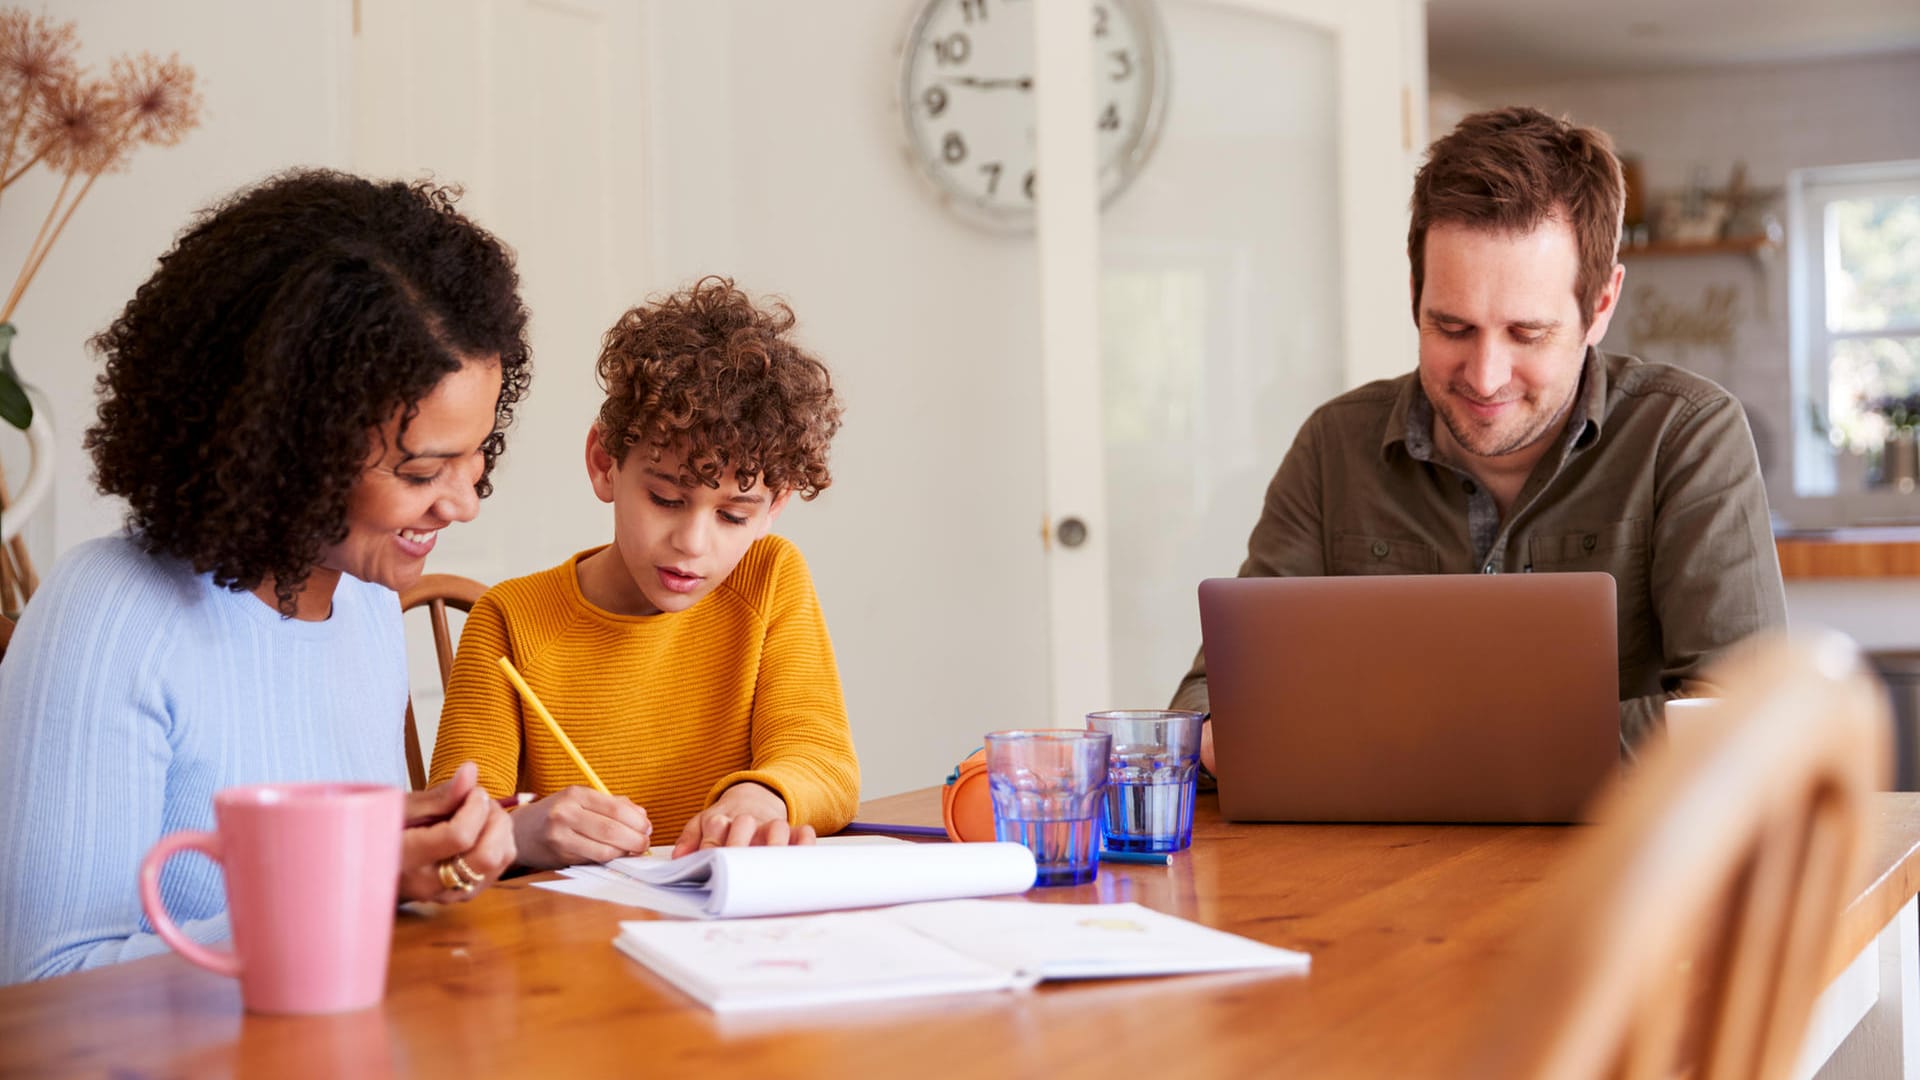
984, 729, 1112, 887
1087, 710, 1205, 853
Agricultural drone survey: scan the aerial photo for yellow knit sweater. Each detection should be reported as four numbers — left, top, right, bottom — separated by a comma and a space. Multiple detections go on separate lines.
428, 535, 859, 840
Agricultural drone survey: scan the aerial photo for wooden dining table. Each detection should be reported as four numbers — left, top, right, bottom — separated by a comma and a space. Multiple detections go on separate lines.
4, 789, 1920, 1079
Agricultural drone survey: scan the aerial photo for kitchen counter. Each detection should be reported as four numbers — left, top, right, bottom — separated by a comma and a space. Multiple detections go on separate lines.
1776, 527, 1920, 579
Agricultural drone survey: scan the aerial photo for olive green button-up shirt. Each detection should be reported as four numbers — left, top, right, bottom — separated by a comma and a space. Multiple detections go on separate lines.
1170, 347, 1788, 752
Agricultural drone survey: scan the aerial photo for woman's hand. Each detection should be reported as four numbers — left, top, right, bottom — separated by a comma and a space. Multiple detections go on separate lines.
399, 762, 516, 903
510, 786, 652, 870
670, 782, 816, 858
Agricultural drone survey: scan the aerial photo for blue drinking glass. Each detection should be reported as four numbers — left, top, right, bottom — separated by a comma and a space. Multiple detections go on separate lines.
983, 729, 1111, 887
1086, 710, 1205, 853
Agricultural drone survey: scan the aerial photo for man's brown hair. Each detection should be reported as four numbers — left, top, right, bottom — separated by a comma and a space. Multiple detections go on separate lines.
1408, 106, 1624, 327
595, 276, 841, 498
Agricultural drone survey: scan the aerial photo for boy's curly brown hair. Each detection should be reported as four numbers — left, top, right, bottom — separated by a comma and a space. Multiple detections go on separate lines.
87, 169, 532, 614
595, 276, 841, 498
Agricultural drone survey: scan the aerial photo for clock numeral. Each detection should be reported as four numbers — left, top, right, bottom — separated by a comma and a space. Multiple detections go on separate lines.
924, 86, 949, 118
1099, 103, 1120, 131
979, 161, 1002, 195
1023, 170, 1037, 200
942, 131, 968, 165
933, 32, 971, 66
959, 0, 988, 24
1109, 49, 1133, 81
1092, 4, 1110, 37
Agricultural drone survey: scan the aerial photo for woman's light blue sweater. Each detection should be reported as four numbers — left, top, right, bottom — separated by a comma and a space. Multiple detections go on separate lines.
0, 534, 407, 982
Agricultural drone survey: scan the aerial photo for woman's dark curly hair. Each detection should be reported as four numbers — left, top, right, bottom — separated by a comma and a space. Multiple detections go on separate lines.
595, 276, 841, 499
87, 168, 532, 614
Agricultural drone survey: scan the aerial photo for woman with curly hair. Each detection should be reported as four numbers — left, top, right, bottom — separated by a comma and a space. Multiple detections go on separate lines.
0, 170, 532, 982
428, 276, 859, 869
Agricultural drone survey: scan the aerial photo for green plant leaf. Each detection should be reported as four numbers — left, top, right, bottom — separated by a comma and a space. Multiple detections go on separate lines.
0, 323, 30, 430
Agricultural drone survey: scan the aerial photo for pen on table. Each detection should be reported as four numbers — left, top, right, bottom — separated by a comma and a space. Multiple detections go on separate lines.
838, 821, 951, 840
406, 793, 532, 829
1100, 849, 1171, 866
840, 822, 1175, 864
497, 655, 612, 797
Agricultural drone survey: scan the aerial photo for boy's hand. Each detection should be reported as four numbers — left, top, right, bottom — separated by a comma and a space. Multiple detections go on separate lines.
510, 786, 652, 869
671, 782, 817, 858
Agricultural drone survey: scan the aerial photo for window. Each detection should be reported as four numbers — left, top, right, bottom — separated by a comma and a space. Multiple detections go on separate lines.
1790, 160, 1920, 498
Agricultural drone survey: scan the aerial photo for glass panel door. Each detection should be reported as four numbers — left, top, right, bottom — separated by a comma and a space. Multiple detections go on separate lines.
1098, 0, 1344, 709
1033, 0, 1420, 713
1098, 0, 1351, 707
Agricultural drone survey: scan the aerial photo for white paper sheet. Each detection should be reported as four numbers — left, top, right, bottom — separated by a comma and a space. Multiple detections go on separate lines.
612, 898, 1310, 1012
885, 900, 1313, 980
612, 911, 1028, 1011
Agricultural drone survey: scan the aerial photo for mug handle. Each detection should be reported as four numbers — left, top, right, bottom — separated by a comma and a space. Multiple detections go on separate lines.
138, 830, 242, 978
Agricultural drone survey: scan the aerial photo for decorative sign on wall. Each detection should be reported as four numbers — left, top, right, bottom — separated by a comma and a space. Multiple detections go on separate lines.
1626, 283, 1742, 390
1628, 283, 1739, 350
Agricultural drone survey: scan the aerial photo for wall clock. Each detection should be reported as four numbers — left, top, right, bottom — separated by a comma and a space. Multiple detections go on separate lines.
899, 0, 1169, 231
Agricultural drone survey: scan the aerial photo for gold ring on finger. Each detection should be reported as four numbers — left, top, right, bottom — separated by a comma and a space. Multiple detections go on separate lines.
436, 859, 465, 892
452, 855, 484, 886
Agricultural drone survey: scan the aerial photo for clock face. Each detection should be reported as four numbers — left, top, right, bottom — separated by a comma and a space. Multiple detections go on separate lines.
900, 0, 1168, 231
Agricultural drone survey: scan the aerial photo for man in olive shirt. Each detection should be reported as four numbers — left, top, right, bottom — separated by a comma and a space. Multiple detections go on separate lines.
1172, 106, 1786, 763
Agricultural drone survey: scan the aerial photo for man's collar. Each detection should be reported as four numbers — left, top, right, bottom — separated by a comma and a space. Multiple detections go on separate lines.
1568, 345, 1607, 451
1382, 373, 1427, 462
1382, 346, 1608, 464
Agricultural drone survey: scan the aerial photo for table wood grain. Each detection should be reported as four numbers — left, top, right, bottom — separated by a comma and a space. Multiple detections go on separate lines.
5, 791, 1918, 1079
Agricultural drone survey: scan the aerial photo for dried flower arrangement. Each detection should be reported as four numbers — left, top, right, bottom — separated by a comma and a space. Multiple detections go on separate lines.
0, 10, 202, 430
0, 10, 201, 611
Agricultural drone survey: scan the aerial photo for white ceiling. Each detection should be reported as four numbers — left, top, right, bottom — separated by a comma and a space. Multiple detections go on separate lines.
1427, 0, 1920, 90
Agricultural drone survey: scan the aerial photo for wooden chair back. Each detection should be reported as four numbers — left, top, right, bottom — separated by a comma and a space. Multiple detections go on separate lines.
399, 574, 487, 791
1469, 631, 1889, 1080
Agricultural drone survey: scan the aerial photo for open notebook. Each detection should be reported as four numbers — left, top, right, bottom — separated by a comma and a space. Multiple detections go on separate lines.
535, 840, 1039, 919
614, 899, 1312, 1012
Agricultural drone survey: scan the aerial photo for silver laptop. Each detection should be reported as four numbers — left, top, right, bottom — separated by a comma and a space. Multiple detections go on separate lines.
1197, 573, 1619, 823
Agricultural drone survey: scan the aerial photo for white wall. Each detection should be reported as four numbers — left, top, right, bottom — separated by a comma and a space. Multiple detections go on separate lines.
1456, 53, 1920, 195
0, 0, 352, 574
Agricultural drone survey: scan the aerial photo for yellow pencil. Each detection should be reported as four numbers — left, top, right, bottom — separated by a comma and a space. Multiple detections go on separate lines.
496, 656, 611, 797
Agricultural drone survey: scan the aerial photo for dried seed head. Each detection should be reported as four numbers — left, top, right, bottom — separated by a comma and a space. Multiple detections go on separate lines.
29, 76, 125, 175
0, 10, 79, 101
111, 52, 200, 149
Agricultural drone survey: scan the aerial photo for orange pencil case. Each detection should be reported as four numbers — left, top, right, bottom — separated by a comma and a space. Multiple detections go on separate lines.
941, 748, 997, 843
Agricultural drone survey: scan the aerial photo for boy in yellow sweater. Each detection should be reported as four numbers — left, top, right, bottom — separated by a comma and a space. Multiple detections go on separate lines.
429, 277, 859, 867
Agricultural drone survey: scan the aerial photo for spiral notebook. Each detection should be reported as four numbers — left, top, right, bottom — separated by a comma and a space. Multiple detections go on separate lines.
613, 899, 1312, 1012
535, 840, 1039, 919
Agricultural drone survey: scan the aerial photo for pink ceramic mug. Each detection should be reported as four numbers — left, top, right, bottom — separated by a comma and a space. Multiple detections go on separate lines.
139, 782, 405, 1014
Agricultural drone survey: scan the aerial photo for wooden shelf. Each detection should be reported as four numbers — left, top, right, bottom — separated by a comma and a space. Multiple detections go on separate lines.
1620, 235, 1776, 258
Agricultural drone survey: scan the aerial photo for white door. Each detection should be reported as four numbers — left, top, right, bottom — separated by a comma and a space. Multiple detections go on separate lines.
1037, 0, 1426, 717
353, 0, 650, 754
